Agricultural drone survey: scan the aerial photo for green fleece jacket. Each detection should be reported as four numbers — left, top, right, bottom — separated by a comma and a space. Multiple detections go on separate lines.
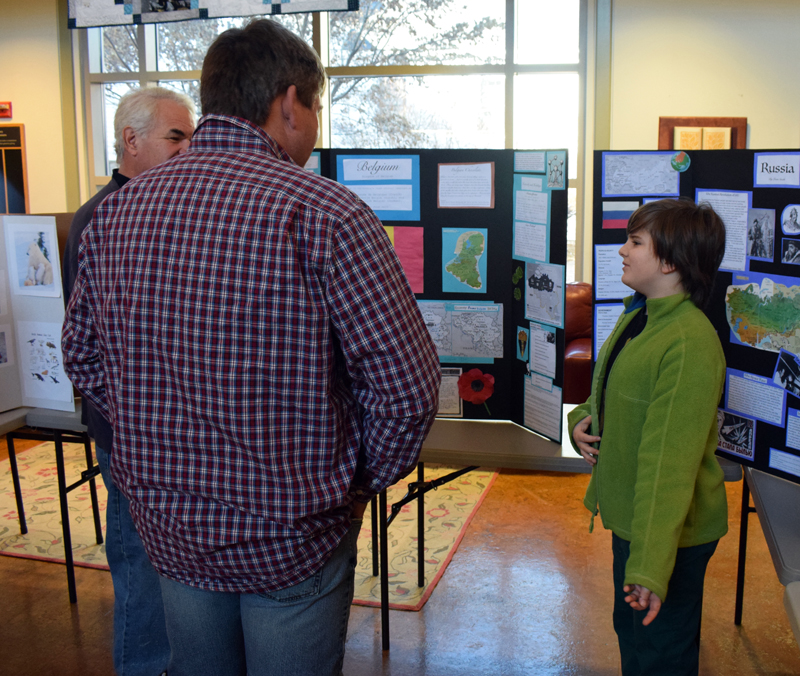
568, 293, 728, 601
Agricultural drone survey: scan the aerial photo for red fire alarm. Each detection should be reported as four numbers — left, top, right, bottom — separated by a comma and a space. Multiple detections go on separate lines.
0, 102, 12, 118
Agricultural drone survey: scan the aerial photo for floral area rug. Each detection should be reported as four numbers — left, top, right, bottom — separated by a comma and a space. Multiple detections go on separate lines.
0, 441, 109, 568
0, 443, 496, 611
352, 464, 497, 611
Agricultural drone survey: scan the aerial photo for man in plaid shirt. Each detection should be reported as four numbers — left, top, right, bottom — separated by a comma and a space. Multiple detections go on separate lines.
62, 19, 440, 676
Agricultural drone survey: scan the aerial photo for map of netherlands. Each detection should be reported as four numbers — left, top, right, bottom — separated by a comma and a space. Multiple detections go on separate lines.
445, 231, 485, 290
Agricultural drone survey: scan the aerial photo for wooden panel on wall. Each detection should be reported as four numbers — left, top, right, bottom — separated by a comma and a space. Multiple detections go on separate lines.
658, 117, 747, 150
0, 124, 29, 214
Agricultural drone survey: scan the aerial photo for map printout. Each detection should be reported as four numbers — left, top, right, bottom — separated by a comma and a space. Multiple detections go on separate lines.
726, 271, 800, 354
602, 152, 680, 197
417, 301, 503, 361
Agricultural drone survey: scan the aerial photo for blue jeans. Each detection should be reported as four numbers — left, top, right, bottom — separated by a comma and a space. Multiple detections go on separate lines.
96, 445, 170, 676
612, 533, 718, 676
158, 519, 360, 676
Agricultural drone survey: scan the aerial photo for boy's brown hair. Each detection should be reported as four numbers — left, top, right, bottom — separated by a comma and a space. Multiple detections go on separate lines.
627, 198, 726, 309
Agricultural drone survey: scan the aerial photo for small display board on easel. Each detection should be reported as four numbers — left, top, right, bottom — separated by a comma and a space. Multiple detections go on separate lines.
0, 214, 74, 413
0, 124, 29, 215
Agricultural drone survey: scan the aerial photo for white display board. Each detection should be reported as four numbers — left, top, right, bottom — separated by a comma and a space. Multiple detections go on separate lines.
0, 215, 75, 413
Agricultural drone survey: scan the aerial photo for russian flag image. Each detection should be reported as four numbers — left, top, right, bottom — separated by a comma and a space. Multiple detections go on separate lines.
602, 201, 639, 229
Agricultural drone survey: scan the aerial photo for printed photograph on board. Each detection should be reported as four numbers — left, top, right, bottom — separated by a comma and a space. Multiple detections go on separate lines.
747, 208, 774, 260
782, 238, 800, 264
717, 409, 756, 460
781, 205, 800, 235
525, 261, 565, 328
773, 349, 800, 398
4, 223, 61, 298
547, 153, 565, 189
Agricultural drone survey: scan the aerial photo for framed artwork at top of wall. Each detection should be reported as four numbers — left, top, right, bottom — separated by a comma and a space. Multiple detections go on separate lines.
658, 116, 747, 150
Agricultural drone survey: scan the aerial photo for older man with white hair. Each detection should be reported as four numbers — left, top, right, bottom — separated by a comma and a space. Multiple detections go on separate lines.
63, 85, 195, 676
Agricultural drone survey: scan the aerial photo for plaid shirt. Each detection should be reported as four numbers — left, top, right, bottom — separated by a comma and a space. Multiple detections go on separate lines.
62, 115, 440, 593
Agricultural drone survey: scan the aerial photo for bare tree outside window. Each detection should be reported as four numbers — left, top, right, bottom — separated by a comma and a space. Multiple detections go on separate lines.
330, 75, 504, 148
84, 0, 583, 279
96, 15, 312, 169
156, 13, 313, 72
97, 2, 503, 152
100, 26, 138, 72
329, 0, 503, 68
328, 0, 503, 148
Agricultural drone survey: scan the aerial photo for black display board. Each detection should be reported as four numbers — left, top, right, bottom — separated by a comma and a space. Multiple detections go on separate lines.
593, 149, 800, 485
315, 148, 568, 439
0, 124, 28, 214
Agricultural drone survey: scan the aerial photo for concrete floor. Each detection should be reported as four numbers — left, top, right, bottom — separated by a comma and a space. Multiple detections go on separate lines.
1, 436, 799, 675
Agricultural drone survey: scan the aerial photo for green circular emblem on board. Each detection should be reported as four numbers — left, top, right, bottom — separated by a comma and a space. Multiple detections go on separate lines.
671, 151, 691, 172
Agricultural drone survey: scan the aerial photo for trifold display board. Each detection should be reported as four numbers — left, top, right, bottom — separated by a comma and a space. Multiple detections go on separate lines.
312, 148, 569, 441
0, 215, 74, 413
593, 149, 800, 485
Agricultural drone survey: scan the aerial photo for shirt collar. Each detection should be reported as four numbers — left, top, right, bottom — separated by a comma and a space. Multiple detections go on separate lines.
623, 291, 647, 314
112, 168, 131, 187
191, 114, 296, 165
624, 291, 692, 318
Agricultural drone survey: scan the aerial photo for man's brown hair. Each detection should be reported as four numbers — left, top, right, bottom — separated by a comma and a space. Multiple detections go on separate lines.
200, 19, 325, 126
627, 198, 726, 309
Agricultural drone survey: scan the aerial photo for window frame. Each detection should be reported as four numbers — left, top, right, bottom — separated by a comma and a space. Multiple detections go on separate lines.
76, 1, 590, 279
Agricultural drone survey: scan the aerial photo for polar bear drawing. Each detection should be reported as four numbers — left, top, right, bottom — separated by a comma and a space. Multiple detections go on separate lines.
24, 240, 54, 287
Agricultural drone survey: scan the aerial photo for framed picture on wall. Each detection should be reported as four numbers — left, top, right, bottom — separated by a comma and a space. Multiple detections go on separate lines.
658, 116, 747, 150
0, 124, 29, 214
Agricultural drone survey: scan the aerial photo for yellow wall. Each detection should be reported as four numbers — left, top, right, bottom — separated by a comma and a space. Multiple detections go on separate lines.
574, 0, 800, 280
0, 0, 68, 214
608, 0, 800, 150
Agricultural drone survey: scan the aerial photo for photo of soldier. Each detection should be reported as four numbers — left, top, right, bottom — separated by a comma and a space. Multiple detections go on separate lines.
747, 208, 774, 260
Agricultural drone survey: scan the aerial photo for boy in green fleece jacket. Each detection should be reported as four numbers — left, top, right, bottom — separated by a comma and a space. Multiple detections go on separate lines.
569, 198, 728, 676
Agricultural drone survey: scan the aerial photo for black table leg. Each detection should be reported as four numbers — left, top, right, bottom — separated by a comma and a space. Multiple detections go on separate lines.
379, 489, 389, 651
377, 463, 480, 650
417, 462, 425, 588
5, 428, 103, 604
371, 496, 379, 577
82, 435, 103, 545
54, 430, 78, 604
735, 477, 754, 625
6, 434, 27, 534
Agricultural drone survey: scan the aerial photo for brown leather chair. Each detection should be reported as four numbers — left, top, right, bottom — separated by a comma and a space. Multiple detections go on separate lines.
563, 281, 593, 404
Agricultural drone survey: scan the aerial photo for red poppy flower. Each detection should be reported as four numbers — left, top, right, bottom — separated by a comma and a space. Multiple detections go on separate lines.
457, 368, 495, 406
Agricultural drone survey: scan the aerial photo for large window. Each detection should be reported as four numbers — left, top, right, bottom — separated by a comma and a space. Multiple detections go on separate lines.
80, 1, 586, 279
